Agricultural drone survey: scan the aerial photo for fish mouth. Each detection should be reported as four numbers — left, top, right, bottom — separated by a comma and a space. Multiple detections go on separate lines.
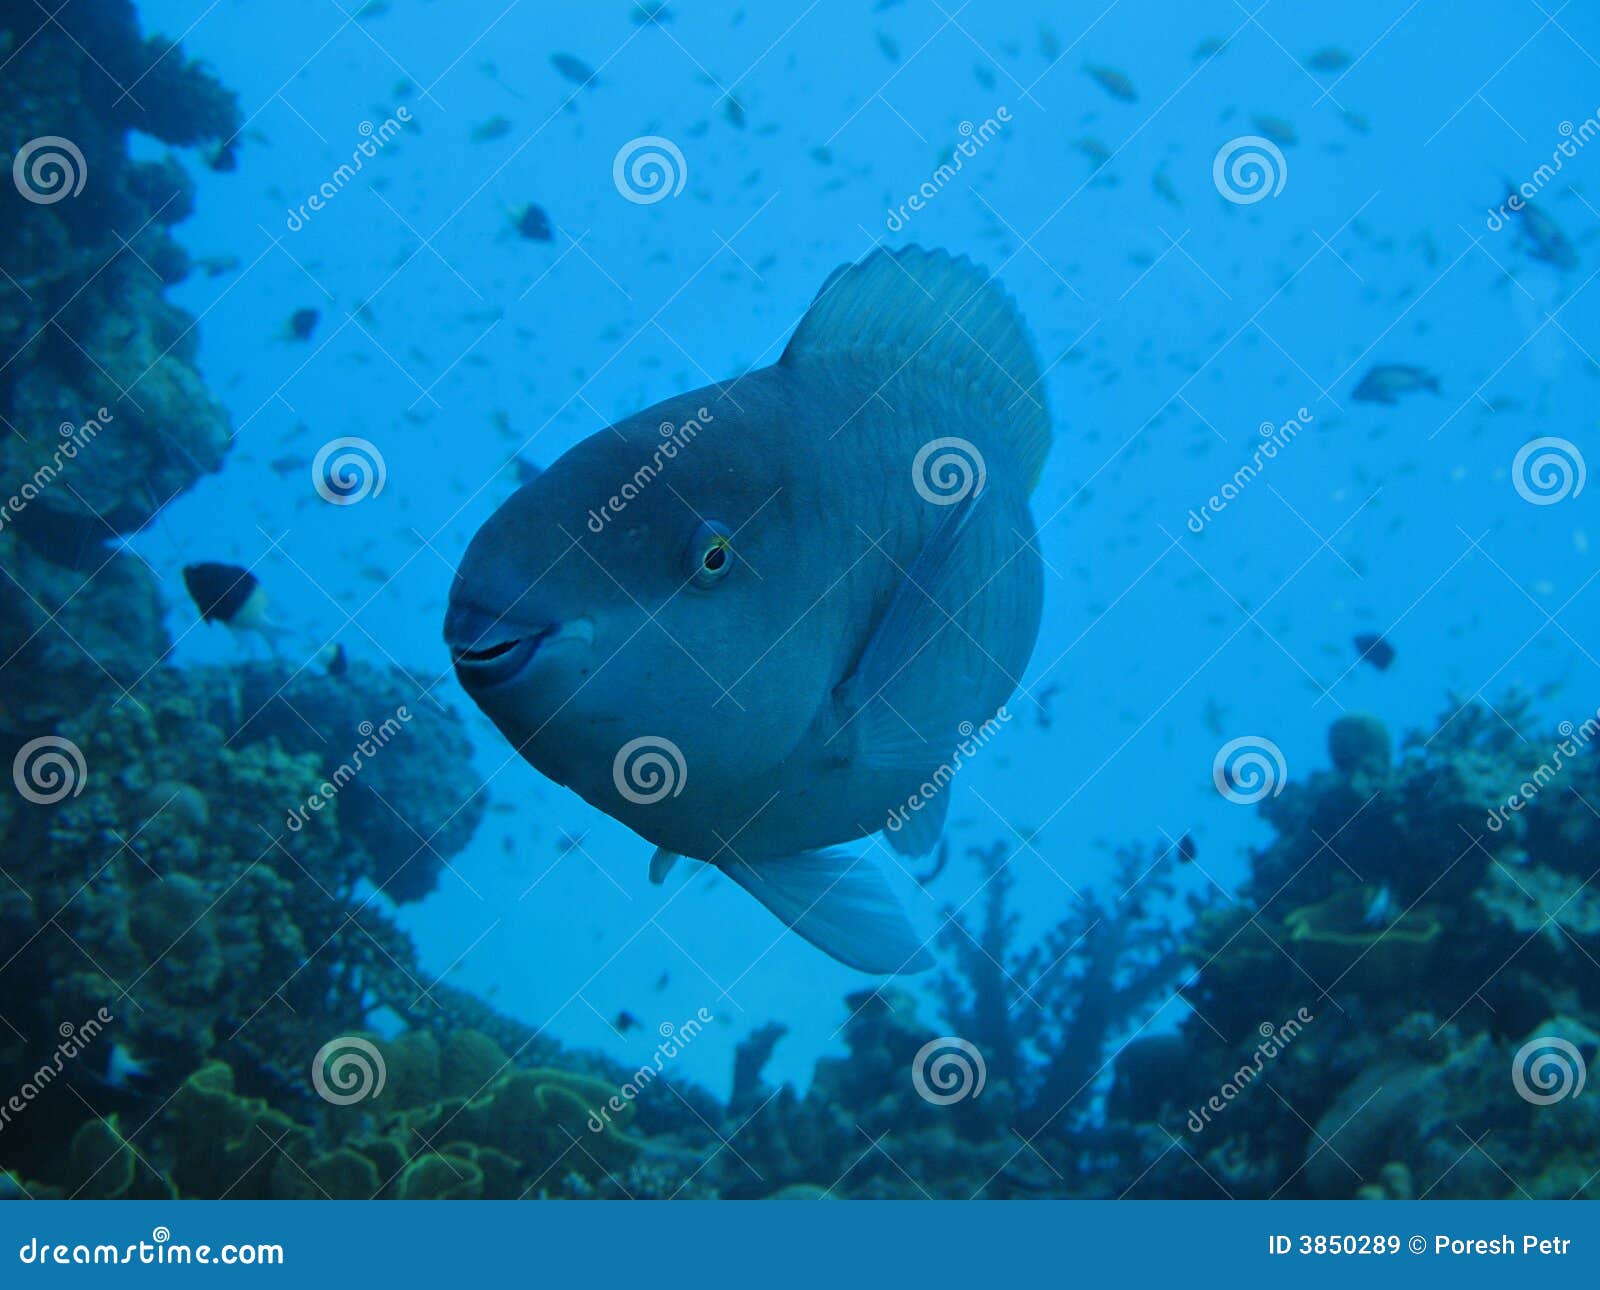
445, 602, 557, 690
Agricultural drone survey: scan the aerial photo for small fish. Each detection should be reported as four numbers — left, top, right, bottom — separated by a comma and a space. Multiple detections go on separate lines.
471, 115, 513, 143
654, 972, 670, 991
1176, 832, 1196, 863
269, 453, 309, 477
723, 95, 746, 129
631, 1, 671, 24
1507, 187, 1578, 270
285, 308, 319, 341
1363, 884, 1394, 928
550, 53, 597, 86
1252, 114, 1297, 147
1353, 632, 1395, 671
1352, 364, 1439, 405
323, 642, 349, 677
448, 246, 1050, 973
514, 457, 543, 486
1075, 136, 1111, 171
205, 140, 238, 172
197, 254, 239, 278
182, 562, 291, 651
1306, 46, 1351, 72
1085, 63, 1136, 101
511, 203, 552, 242
614, 1010, 639, 1033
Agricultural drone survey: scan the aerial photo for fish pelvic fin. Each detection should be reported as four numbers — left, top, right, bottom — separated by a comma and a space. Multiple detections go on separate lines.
649, 846, 681, 885
884, 787, 949, 857
720, 848, 934, 975
781, 245, 1051, 493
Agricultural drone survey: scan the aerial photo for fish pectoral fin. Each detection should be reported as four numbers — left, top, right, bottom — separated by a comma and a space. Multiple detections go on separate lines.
649, 847, 681, 885
837, 488, 979, 775
884, 790, 949, 858
721, 849, 934, 975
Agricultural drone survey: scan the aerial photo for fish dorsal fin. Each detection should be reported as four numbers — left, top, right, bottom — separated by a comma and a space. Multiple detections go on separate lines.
781, 245, 1051, 492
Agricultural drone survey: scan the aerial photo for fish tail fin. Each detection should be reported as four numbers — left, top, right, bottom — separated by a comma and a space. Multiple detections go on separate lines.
782, 245, 1051, 493
721, 848, 934, 975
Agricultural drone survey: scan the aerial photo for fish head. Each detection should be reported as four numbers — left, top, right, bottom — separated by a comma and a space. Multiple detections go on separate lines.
446, 391, 834, 823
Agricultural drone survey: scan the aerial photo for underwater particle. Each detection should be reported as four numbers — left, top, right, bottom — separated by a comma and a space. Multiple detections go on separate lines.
511, 203, 552, 241
1326, 712, 1391, 778
1352, 632, 1395, 671
182, 562, 288, 649
1084, 63, 1136, 101
550, 53, 598, 87
285, 308, 319, 341
1352, 363, 1439, 404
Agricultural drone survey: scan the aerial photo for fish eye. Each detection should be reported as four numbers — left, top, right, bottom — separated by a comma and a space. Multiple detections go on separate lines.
686, 520, 734, 588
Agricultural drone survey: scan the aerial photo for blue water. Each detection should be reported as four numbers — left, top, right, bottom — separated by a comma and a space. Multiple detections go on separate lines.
131, 0, 1598, 1098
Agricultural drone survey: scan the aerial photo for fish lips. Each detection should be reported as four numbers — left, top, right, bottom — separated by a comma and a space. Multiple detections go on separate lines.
445, 601, 560, 691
